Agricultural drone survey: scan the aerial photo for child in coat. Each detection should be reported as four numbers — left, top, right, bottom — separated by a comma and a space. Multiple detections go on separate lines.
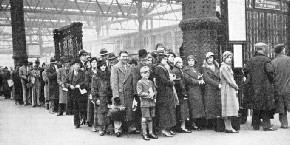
136, 66, 158, 140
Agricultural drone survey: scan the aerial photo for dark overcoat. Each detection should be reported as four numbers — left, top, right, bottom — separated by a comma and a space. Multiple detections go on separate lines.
172, 66, 190, 121
271, 54, 290, 113
202, 61, 222, 118
244, 54, 275, 110
183, 65, 206, 119
12, 67, 23, 101
110, 61, 137, 121
155, 64, 176, 129
91, 70, 112, 114
46, 64, 59, 100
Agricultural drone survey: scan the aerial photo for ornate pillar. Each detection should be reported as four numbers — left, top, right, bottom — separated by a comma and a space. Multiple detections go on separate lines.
179, 0, 220, 69
287, 1, 290, 56
10, 0, 27, 65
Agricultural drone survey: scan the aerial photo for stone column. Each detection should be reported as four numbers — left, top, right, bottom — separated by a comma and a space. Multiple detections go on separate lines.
10, 0, 27, 65
179, 0, 220, 69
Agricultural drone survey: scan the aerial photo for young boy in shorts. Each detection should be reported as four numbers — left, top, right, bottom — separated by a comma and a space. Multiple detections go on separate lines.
136, 66, 158, 140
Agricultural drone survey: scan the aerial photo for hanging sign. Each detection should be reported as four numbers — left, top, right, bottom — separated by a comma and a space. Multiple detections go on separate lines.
228, 0, 246, 41
255, 0, 281, 10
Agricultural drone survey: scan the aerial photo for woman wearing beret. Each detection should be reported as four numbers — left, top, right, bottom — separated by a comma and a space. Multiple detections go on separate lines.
202, 52, 222, 127
183, 55, 205, 131
220, 51, 239, 133
85, 57, 98, 130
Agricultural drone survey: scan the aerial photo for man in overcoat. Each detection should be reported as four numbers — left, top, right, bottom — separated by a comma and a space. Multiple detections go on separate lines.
19, 60, 31, 105
65, 58, 86, 128
46, 57, 59, 113
31, 59, 43, 107
57, 57, 70, 116
244, 43, 276, 131
111, 50, 137, 137
270, 44, 290, 129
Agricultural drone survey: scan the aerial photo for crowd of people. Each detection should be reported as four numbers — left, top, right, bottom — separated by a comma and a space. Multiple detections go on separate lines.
3, 42, 290, 141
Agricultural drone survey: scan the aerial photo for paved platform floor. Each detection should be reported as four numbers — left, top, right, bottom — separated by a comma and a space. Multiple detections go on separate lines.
1, 98, 290, 145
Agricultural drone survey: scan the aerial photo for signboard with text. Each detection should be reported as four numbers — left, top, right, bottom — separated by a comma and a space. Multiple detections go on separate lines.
255, 0, 281, 10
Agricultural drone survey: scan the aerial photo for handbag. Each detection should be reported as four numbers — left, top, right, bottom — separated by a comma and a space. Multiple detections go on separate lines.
107, 105, 126, 121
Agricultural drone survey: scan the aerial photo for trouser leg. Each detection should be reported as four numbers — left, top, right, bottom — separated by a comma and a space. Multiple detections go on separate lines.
36, 84, 41, 106
73, 98, 80, 126
22, 83, 27, 105
93, 104, 98, 128
261, 110, 271, 129
49, 100, 55, 113
32, 86, 36, 106
279, 110, 288, 128
114, 121, 122, 133
252, 109, 261, 130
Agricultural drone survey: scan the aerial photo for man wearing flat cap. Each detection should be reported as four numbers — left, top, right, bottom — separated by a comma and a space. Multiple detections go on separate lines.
46, 57, 59, 113
31, 59, 43, 107
271, 44, 290, 129
244, 42, 276, 131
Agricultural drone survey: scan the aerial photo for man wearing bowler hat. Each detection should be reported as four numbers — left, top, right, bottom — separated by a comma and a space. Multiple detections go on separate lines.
79, 50, 88, 70
107, 52, 118, 70
271, 44, 290, 129
65, 58, 86, 128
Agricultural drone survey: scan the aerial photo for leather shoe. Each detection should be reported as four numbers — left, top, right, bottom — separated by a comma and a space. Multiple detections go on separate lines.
192, 126, 201, 131
75, 125, 80, 129
281, 126, 288, 129
148, 133, 158, 139
169, 130, 176, 135
57, 112, 63, 116
225, 129, 239, 133
116, 132, 122, 137
263, 127, 277, 131
142, 134, 150, 140
181, 129, 192, 133
162, 130, 173, 137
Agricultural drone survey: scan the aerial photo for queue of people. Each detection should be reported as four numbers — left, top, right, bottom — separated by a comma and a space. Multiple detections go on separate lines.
7, 42, 290, 141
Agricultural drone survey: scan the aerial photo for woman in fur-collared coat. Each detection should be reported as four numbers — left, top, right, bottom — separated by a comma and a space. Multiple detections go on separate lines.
202, 52, 222, 119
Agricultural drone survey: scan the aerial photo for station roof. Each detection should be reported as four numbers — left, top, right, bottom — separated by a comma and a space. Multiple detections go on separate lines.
0, 0, 182, 54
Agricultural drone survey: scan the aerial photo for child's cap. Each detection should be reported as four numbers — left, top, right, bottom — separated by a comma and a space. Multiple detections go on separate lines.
140, 66, 150, 74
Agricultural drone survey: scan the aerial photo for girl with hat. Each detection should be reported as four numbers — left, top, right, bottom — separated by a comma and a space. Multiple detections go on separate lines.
202, 52, 222, 128
172, 57, 191, 133
183, 55, 205, 131
220, 51, 239, 133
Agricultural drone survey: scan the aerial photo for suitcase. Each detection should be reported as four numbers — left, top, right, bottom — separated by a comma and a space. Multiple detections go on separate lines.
107, 105, 126, 121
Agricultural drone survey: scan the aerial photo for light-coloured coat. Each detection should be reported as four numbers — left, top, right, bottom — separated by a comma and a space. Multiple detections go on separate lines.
220, 62, 239, 117
57, 67, 69, 104
110, 61, 136, 121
